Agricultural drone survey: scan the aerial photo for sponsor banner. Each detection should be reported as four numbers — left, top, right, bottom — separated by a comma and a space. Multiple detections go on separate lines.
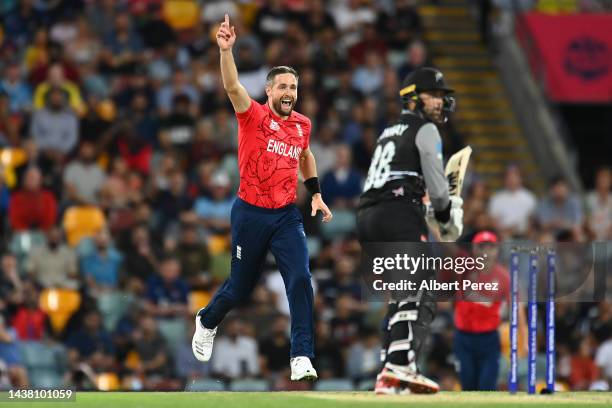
520, 13, 612, 102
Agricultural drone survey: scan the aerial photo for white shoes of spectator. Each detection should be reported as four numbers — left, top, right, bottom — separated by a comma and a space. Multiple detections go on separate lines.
192, 315, 217, 362
290, 356, 318, 381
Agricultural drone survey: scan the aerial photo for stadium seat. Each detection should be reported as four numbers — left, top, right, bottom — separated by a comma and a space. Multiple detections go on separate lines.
207, 235, 229, 255
357, 379, 375, 391
186, 379, 226, 391
229, 379, 270, 392
97, 291, 135, 332
29, 369, 64, 389
313, 379, 355, 391
62, 206, 106, 246
162, 0, 199, 30
9, 231, 46, 273
188, 291, 212, 315
19, 341, 66, 370
39, 289, 81, 334
0, 147, 27, 188
210, 252, 232, 280
96, 372, 120, 391
319, 209, 356, 240
157, 318, 187, 355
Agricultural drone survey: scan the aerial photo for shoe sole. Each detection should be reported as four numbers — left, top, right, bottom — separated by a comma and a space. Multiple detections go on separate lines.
290, 373, 318, 381
381, 372, 439, 394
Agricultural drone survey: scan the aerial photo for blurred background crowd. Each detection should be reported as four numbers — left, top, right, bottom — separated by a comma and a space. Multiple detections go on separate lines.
0, 0, 610, 393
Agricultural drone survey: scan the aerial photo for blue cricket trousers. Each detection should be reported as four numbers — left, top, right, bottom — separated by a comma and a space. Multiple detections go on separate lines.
199, 197, 314, 358
453, 329, 500, 391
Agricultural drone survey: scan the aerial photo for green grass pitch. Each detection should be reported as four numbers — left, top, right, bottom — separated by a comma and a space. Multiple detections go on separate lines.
2, 391, 610, 408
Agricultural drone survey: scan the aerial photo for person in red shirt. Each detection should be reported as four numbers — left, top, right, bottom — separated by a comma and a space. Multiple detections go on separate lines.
9, 166, 57, 231
453, 230, 526, 390
192, 14, 332, 382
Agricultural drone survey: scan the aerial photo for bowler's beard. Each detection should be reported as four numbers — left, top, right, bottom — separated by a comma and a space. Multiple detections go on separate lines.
271, 97, 295, 117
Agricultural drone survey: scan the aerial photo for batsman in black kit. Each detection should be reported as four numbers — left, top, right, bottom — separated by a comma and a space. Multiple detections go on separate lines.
357, 67, 464, 394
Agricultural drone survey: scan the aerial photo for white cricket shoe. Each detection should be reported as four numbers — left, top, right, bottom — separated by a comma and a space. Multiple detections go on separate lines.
381, 363, 439, 394
290, 356, 318, 381
192, 316, 217, 362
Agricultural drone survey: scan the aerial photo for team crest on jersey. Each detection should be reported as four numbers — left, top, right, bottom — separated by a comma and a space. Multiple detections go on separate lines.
270, 120, 280, 131
296, 123, 303, 137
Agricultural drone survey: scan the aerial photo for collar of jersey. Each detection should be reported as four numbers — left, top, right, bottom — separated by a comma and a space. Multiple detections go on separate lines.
265, 100, 295, 122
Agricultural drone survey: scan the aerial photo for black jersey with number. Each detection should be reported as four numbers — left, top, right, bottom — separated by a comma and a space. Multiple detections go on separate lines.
358, 111, 449, 212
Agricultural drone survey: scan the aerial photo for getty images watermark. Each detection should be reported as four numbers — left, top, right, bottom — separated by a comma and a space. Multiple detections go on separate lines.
370, 253, 498, 292
359, 242, 612, 303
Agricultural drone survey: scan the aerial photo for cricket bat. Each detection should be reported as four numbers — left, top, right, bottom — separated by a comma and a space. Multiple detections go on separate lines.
444, 146, 472, 197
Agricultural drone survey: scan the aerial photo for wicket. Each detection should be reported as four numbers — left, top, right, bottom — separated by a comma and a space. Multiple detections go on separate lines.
508, 247, 556, 394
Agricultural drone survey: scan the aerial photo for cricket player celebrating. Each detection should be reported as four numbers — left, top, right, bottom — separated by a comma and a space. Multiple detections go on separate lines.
356, 67, 463, 394
192, 14, 332, 381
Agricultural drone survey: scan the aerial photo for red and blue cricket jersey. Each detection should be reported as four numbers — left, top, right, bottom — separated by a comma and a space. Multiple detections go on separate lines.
454, 263, 510, 333
235, 99, 311, 209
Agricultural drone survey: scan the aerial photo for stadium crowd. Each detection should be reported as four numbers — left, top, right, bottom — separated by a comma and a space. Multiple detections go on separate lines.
0, 0, 610, 393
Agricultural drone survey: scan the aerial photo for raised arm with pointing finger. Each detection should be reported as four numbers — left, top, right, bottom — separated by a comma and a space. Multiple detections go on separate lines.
216, 14, 251, 113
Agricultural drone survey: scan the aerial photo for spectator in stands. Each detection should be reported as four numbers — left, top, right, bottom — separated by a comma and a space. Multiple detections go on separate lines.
321, 144, 362, 209
159, 94, 197, 151
9, 166, 57, 232
314, 320, 344, 379
585, 166, 612, 240
253, 0, 291, 45
330, 293, 363, 347
144, 256, 189, 319
0, 254, 23, 319
101, 12, 144, 73
310, 123, 339, 179
570, 337, 600, 390
352, 50, 385, 96
153, 170, 192, 234
211, 318, 260, 380
240, 285, 282, 342
63, 141, 106, 206
157, 70, 199, 117
378, 0, 422, 51
121, 225, 160, 286
80, 229, 123, 292
194, 171, 234, 235
0, 314, 28, 388
589, 302, 612, 345
318, 255, 361, 306
488, 165, 537, 238
397, 39, 428, 81
173, 223, 211, 290
259, 315, 291, 377
330, 0, 377, 48
0, 61, 31, 114
595, 337, 612, 386
346, 328, 381, 381
537, 176, 583, 239
131, 315, 178, 390
349, 23, 387, 65
66, 309, 115, 378
31, 86, 79, 159
26, 227, 79, 289
10, 280, 50, 342
32, 63, 85, 115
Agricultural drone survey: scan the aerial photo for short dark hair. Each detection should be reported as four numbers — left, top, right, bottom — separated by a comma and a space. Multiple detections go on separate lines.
265, 66, 299, 88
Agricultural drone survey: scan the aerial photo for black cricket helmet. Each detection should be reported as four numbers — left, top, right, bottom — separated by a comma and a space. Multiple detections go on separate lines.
399, 67, 456, 121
